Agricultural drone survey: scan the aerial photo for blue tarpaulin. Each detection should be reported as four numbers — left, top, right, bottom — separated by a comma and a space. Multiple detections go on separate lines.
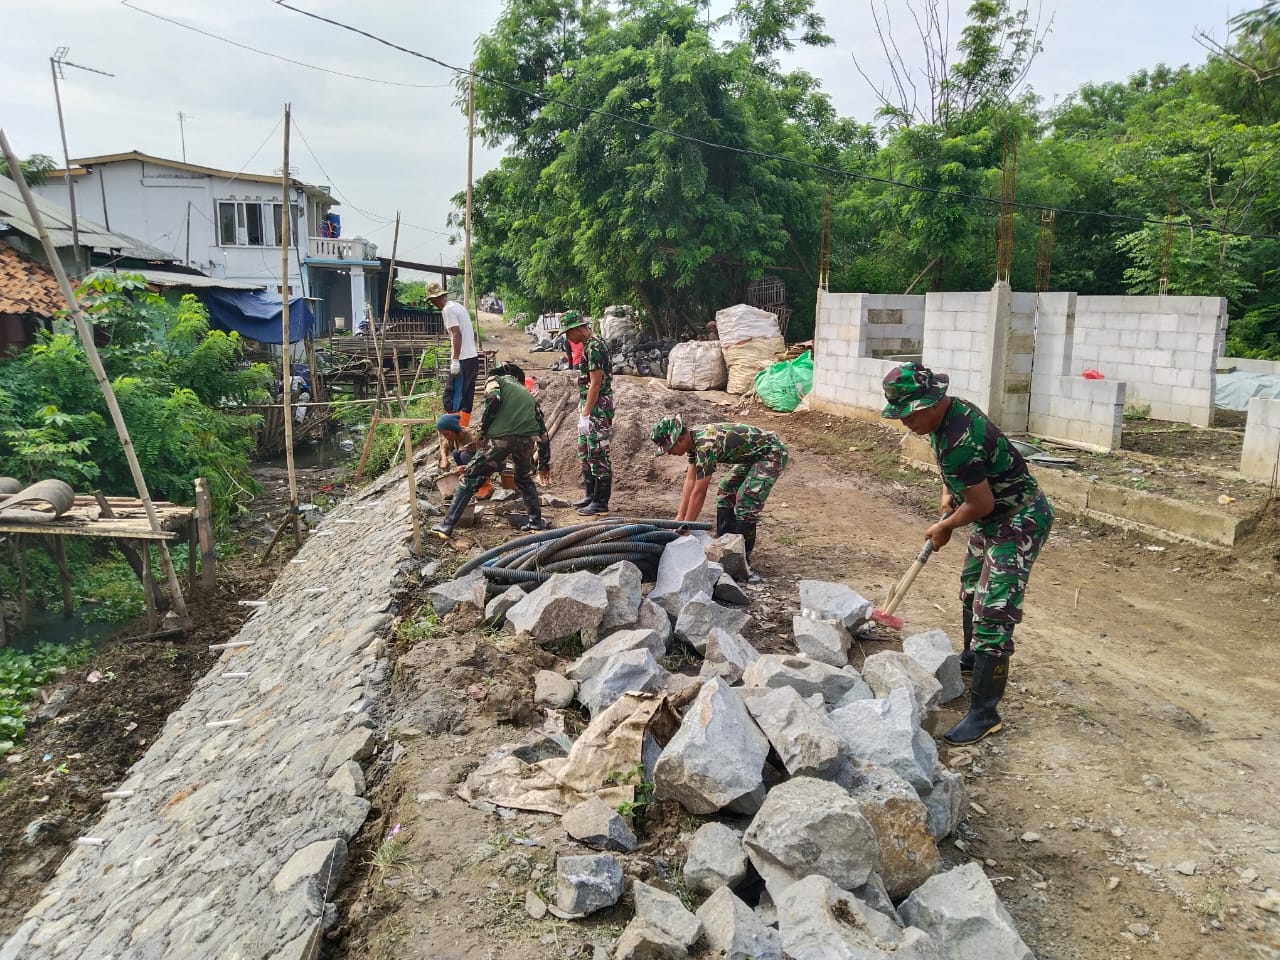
197, 290, 315, 344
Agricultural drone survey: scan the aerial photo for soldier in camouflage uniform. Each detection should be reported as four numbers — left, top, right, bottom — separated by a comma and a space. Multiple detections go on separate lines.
882, 362, 1054, 745
562, 312, 614, 515
650, 415, 788, 558
432, 362, 552, 538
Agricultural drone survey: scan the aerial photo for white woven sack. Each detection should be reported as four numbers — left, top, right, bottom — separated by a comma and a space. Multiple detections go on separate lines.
715, 303, 781, 343
666, 341, 728, 391
722, 336, 785, 394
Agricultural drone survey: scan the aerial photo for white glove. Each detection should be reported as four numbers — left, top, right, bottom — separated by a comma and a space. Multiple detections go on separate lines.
449, 359, 461, 375
578, 415, 592, 435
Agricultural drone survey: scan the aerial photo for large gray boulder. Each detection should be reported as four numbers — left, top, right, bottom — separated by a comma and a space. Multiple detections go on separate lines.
562, 796, 638, 852
567, 628, 666, 682
632, 881, 702, 948
705, 533, 748, 579
485, 584, 528, 625
428, 570, 487, 618
829, 687, 939, 791
674, 593, 751, 653
861, 651, 944, 733
919, 770, 967, 841
700, 628, 760, 684
505, 571, 609, 644
696, 887, 782, 960
577, 648, 669, 717
682, 822, 749, 894
635, 596, 674, 646
613, 920, 688, 960
650, 536, 716, 617
599, 561, 645, 631
777, 874, 939, 960
792, 616, 852, 667
743, 686, 846, 779
898, 863, 1034, 960
654, 678, 769, 815
847, 765, 940, 900
554, 853, 625, 916
742, 654, 865, 708
742, 777, 880, 897
903, 629, 965, 703
798, 580, 873, 631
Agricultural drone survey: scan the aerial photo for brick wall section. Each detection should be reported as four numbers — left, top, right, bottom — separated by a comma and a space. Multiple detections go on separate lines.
1002, 291, 1037, 434
1223, 356, 1280, 375
1241, 398, 1280, 482
864, 294, 926, 359
922, 291, 989, 405
1072, 295, 1227, 427
813, 292, 915, 412
1029, 293, 1125, 451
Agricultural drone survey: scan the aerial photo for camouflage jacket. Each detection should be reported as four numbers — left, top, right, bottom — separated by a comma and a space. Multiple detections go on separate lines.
930, 398, 1038, 521
576, 336, 613, 415
687, 423, 786, 480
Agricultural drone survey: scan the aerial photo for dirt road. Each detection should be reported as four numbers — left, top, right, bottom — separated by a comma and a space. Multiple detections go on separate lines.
339, 317, 1280, 959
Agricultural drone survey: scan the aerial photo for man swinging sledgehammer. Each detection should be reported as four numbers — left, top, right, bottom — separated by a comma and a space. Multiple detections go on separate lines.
650, 415, 788, 559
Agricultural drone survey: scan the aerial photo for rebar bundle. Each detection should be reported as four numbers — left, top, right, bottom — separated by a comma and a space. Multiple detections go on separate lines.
456, 517, 712, 586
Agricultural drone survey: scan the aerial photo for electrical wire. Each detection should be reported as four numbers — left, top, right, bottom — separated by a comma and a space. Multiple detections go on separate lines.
272, 0, 1280, 243
120, 0, 454, 90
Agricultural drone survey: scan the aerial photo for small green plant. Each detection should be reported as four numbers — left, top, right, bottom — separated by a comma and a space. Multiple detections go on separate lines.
395, 609, 443, 644
0, 642, 94, 751
608, 763, 655, 819
1123, 401, 1152, 421
366, 823, 413, 876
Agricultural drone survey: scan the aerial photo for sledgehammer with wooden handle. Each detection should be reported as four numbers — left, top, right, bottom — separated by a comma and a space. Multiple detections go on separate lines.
871, 535, 940, 631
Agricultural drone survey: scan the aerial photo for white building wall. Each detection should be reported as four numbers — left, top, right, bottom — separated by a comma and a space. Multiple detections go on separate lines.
1072, 295, 1227, 427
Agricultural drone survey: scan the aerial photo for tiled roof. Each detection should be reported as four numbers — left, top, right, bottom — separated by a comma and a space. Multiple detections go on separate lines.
0, 243, 65, 319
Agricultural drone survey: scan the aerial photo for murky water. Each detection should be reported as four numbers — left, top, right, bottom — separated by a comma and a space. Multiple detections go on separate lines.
5, 607, 118, 653
257, 426, 361, 470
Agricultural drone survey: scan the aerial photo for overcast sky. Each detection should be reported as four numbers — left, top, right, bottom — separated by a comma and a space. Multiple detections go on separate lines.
0, 1, 1235, 269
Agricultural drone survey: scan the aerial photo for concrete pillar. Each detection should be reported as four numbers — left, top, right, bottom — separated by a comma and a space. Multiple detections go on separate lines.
1241, 397, 1280, 482
980, 281, 1012, 426
350, 268, 367, 332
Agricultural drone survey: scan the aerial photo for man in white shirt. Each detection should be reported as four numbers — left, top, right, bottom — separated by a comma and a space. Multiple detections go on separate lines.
429, 282, 479, 426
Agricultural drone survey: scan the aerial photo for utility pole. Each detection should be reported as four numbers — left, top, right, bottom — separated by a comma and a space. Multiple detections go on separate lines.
178, 111, 191, 162
49, 47, 113, 276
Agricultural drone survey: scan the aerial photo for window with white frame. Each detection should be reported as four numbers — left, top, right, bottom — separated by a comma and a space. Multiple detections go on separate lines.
216, 200, 301, 247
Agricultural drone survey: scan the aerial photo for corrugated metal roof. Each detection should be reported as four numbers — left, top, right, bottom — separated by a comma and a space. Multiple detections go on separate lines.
129, 268, 263, 291
0, 175, 175, 261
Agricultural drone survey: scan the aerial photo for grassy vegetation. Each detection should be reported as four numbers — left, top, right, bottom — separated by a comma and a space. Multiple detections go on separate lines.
0, 642, 93, 751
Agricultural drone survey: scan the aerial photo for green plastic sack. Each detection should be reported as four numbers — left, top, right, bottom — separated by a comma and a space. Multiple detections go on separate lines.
754, 350, 813, 412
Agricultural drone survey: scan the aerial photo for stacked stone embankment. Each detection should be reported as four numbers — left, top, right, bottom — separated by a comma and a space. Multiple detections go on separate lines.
1, 490, 414, 960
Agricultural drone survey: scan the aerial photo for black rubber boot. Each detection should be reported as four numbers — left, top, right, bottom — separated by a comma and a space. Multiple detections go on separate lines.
944, 651, 1009, 744
572, 468, 596, 509
959, 606, 975, 673
518, 476, 548, 531
578, 477, 611, 516
738, 520, 757, 558
715, 506, 737, 537
431, 487, 473, 539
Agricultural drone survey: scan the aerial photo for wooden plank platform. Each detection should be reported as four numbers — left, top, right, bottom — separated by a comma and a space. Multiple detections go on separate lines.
0, 496, 192, 540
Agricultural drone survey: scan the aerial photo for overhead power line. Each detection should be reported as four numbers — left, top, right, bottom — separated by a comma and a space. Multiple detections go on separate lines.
120, 0, 453, 90
271, 0, 1280, 244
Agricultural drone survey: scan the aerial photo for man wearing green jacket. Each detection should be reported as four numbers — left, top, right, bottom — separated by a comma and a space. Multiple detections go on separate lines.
432, 362, 551, 538
881, 362, 1054, 745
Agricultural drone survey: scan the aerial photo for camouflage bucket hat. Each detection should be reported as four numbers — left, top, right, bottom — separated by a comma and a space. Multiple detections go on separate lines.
424, 282, 448, 299
881, 362, 949, 419
650, 415, 685, 452
560, 310, 590, 332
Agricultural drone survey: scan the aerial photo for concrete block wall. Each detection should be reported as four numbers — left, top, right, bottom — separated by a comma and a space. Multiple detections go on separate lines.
1241, 397, 1280, 482
863, 294, 926, 359
1073, 296, 1228, 427
922, 290, 990, 404
812, 292, 867, 409
1222, 356, 1280, 376
1002, 291, 1037, 433
1029, 373, 1125, 451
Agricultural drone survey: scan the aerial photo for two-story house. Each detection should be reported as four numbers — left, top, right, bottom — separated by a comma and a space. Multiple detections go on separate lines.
34, 151, 380, 335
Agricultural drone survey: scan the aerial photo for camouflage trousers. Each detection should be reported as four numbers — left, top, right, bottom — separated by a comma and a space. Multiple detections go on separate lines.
457, 435, 536, 499
716, 444, 789, 523
959, 491, 1054, 656
576, 398, 614, 481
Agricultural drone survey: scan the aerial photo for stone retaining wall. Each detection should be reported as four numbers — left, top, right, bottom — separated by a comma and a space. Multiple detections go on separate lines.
0, 488, 414, 960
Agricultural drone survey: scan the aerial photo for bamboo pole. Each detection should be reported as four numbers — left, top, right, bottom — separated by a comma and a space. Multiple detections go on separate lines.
380, 214, 406, 412
279, 103, 304, 551
194, 477, 216, 589
403, 424, 422, 555
0, 127, 189, 622
464, 63, 477, 325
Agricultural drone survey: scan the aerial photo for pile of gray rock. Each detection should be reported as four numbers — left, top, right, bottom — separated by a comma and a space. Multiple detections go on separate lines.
433, 533, 1034, 960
